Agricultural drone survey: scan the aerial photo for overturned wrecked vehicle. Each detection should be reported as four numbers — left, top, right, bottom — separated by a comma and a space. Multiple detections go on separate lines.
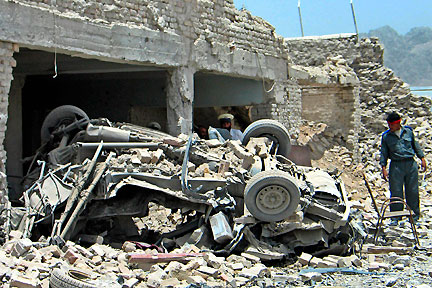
10, 105, 354, 260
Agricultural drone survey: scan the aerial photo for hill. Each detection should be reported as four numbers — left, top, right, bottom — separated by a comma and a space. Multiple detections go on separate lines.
361, 26, 432, 86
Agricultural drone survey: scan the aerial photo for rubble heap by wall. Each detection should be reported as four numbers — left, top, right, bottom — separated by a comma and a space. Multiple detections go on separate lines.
286, 34, 432, 174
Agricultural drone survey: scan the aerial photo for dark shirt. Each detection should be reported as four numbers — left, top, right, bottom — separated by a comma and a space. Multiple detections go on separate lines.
380, 126, 425, 167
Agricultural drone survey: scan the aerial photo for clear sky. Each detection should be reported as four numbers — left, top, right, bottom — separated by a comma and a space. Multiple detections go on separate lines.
233, 0, 432, 38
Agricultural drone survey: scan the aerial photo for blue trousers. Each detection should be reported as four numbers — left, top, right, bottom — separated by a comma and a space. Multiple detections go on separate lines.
389, 159, 420, 216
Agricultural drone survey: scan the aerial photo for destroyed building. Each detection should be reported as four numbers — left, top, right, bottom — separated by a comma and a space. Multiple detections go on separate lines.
1, 0, 432, 287
1, 0, 392, 203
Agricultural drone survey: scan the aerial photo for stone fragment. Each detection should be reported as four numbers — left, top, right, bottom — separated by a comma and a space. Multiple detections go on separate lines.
9, 230, 23, 240
240, 252, 260, 263
63, 249, 80, 264
204, 253, 225, 269
391, 255, 410, 266
89, 244, 106, 257
197, 266, 218, 277
122, 242, 137, 253
298, 252, 313, 266
239, 264, 269, 278
159, 278, 181, 287
136, 149, 152, 163
9, 274, 38, 288
186, 275, 206, 285
146, 266, 167, 288
348, 255, 362, 267
385, 277, 398, 287
228, 262, 244, 270
226, 141, 253, 159
11, 238, 33, 257
151, 149, 164, 164
337, 257, 352, 267
122, 277, 139, 288
301, 272, 322, 282
40, 245, 63, 259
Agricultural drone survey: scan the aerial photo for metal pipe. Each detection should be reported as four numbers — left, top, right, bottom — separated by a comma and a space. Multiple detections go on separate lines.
350, 0, 359, 40
298, 0, 304, 37
76, 142, 160, 149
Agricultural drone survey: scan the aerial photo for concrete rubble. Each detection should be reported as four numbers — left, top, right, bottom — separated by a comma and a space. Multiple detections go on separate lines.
1, 111, 432, 287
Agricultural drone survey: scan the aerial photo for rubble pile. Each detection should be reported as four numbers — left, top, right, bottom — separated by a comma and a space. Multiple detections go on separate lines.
2, 205, 432, 287
0, 113, 368, 286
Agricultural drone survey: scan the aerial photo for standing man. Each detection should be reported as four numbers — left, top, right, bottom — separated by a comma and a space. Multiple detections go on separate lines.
380, 112, 427, 223
218, 113, 244, 141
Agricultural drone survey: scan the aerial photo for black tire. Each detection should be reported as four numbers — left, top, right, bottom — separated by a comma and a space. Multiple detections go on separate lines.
244, 170, 300, 222
41, 105, 89, 144
242, 119, 291, 157
49, 268, 96, 288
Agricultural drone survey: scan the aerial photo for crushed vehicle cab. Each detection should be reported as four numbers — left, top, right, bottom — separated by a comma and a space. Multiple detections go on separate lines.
12, 105, 353, 259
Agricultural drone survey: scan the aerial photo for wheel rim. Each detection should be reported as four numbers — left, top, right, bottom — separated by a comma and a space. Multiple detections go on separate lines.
255, 184, 291, 215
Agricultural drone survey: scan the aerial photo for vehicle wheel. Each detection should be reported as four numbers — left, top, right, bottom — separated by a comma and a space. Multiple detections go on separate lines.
244, 170, 300, 222
41, 105, 89, 144
242, 119, 291, 157
49, 268, 96, 288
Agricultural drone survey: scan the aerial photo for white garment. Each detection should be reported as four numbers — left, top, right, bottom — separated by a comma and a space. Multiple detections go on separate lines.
230, 129, 244, 141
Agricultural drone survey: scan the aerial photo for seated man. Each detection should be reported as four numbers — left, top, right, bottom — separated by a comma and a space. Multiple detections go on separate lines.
216, 113, 244, 141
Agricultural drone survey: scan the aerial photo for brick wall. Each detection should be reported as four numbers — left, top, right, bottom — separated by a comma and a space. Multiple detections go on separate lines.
13, 0, 286, 58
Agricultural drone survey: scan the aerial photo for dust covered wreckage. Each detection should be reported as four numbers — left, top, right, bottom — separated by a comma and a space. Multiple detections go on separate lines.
12, 105, 356, 260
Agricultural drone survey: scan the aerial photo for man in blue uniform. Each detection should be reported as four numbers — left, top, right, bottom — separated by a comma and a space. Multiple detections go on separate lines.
380, 112, 427, 223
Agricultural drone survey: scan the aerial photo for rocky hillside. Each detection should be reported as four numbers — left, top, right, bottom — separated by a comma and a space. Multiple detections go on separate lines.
361, 26, 432, 86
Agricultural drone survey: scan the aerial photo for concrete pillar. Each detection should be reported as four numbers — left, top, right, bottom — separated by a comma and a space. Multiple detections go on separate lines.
0, 41, 17, 207
6, 75, 24, 201
166, 66, 195, 136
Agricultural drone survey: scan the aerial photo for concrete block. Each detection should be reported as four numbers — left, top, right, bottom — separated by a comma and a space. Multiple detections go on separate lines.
240, 252, 261, 263
226, 141, 253, 159
146, 267, 167, 288
337, 257, 353, 267
11, 238, 33, 257
348, 255, 362, 267
301, 271, 322, 282
239, 264, 269, 278
186, 275, 206, 285
151, 149, 164, 164
197, 266, 218, 277
9, 274, 38, 288
309, 257, 320, 267
204, 252, 225, 269
159, 278, 181, 287
228, 262, 244, 270
316, 260, 338, 268
40, 245, 63, 259
298, 252, 313, 266
9, 230, 22, 240
122, 277, 139, 288
89, 244, 106, 257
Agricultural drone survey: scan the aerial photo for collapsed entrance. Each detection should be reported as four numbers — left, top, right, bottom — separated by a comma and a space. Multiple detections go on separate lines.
6, 48, 167, 201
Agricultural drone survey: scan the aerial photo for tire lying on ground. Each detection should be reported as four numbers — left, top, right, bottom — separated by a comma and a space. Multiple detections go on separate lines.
49, 268, 96, 288
244, 170, 300, 222
241, 119, 291, 157
41, 105, 89, 144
